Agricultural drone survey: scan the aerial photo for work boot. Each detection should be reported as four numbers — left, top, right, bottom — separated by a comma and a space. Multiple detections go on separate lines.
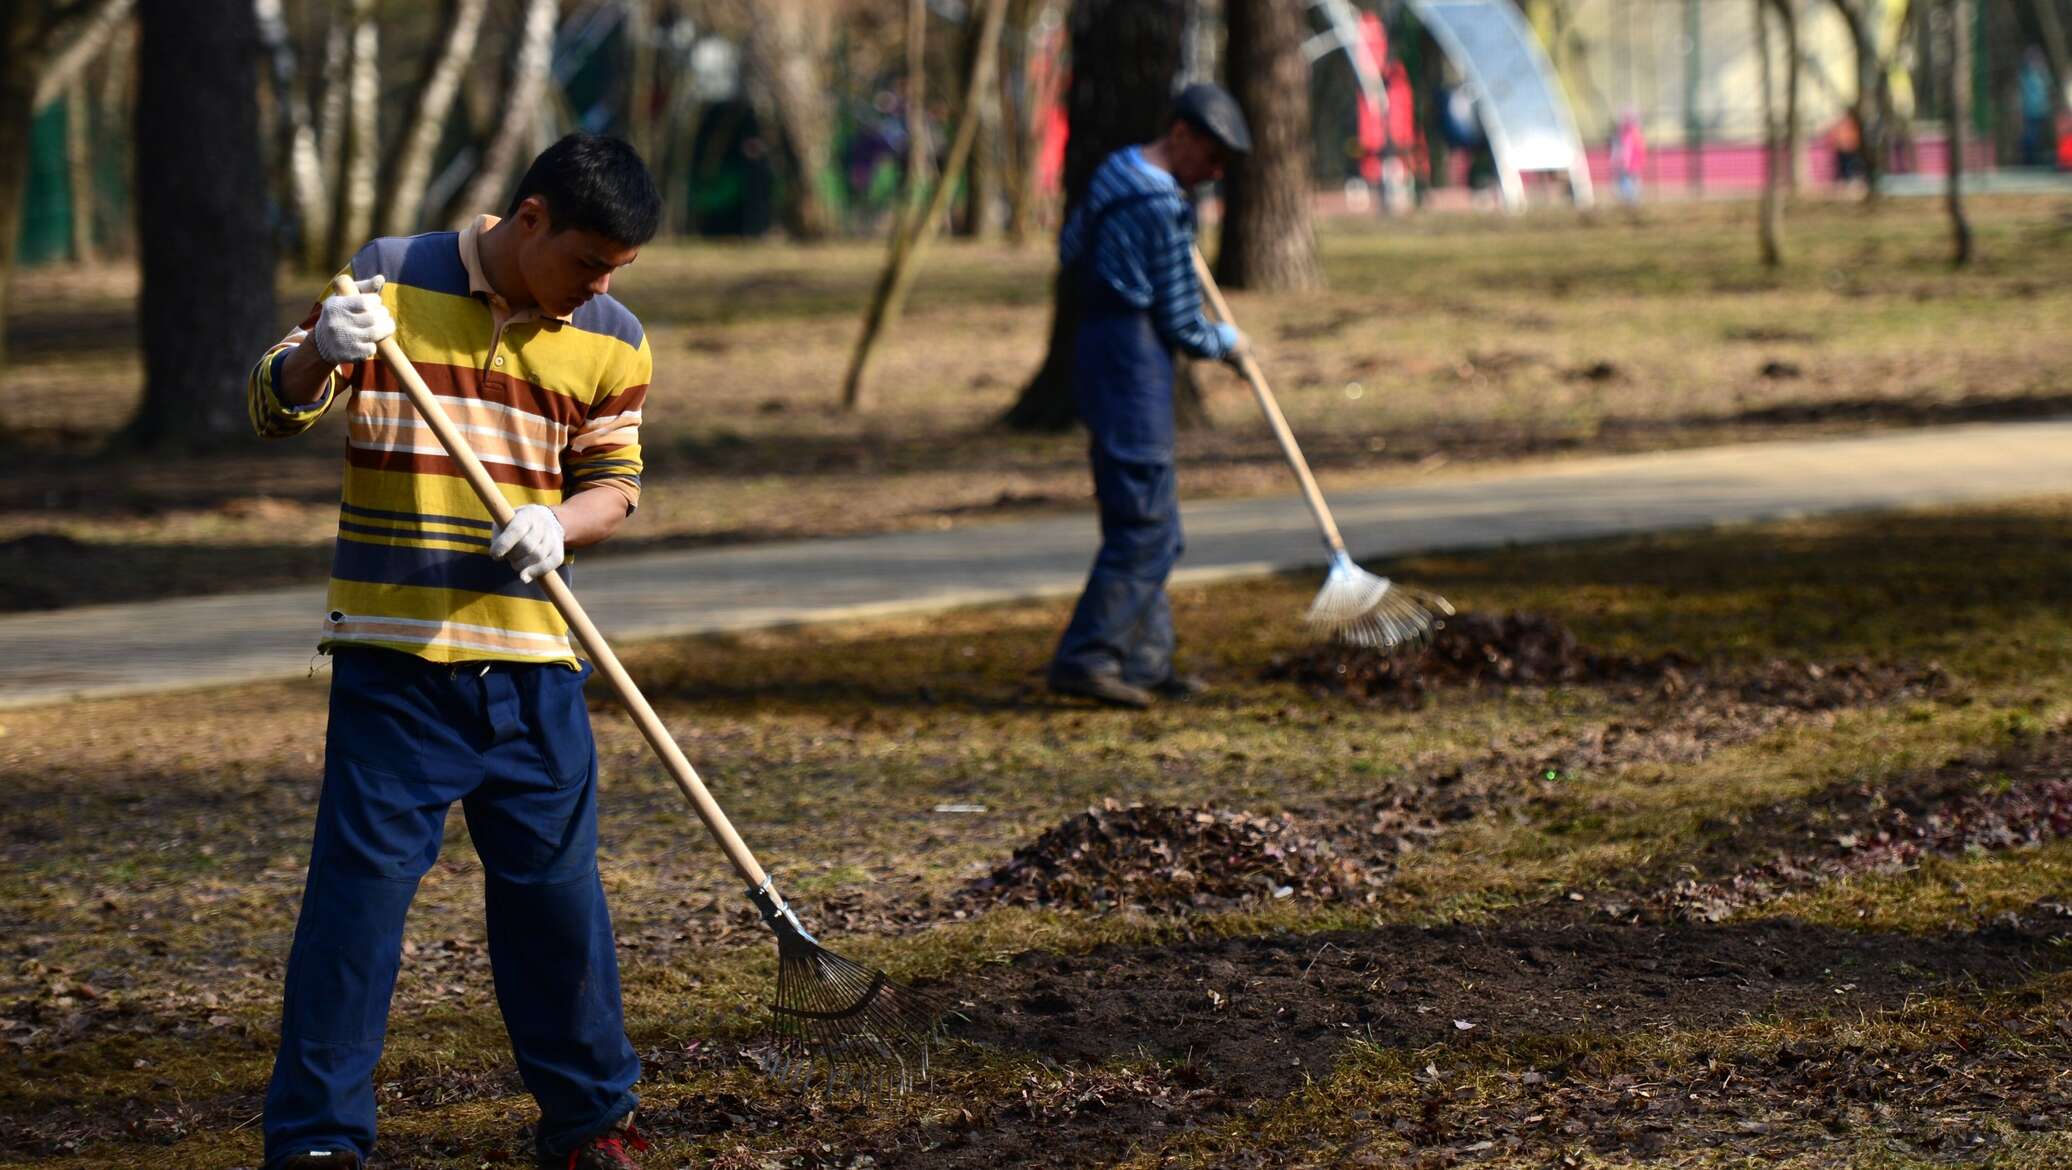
542, 1115, 648, 1170
277, 1153, 360, 1170
1048, 668, 1155, 709
1149, 674, 1210, 700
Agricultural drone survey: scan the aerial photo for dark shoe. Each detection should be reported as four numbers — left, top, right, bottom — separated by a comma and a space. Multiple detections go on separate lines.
1149, 674, 1210, 700
1048, 669, 1155, 709
542, 1116, 648, 1170
278, 1153, 360, 1170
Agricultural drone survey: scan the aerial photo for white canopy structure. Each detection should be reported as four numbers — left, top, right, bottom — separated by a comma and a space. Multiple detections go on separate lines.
1302, 0, 1595, 211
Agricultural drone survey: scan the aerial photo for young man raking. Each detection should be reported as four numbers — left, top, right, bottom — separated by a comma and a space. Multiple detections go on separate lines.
247, 134, 659, 1170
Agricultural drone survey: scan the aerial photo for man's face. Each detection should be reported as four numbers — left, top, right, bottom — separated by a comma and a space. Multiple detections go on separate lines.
1170, 122, 1231, 188
510, 196, 641, 317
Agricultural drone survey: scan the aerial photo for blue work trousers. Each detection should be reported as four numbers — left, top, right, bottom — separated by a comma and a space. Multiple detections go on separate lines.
263, 647, 639, 1167
1053, 452, 1183, 685
1054, 305, 1184, 685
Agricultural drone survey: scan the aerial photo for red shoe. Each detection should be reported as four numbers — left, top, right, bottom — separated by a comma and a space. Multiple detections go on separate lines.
543, 1116, 648, 1169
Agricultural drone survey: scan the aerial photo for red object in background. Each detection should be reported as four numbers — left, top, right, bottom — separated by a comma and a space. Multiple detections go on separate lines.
1355, 12, 1389, 184
2058, 108, 2072, 171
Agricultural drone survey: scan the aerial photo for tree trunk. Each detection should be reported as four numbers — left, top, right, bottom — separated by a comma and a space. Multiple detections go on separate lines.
3, 0, 135, 379
65, 77, 93, 263
332, 0, 379, 258
2030, 0, 2070, 114
1778, 0, 1801, 194
127, 0, 277, 449
1003, 0, 1186, 432
842, 0, 1009, 412
384, 0, 488, 237
955, 8, 999, 239
1756, 0, 1785, 267
1001, 0, 1033, 246
1944, 0, 1972, 265
624, 0, 657, 166
898, 0, 930, 240
0, 46, 39, 381
1830, 0, 1884, 202
254, 0, 330, 270
742, 0, 838, 240
1215, 0, 1321, 291
453, 0, 557, 227
32, 0, 135, 110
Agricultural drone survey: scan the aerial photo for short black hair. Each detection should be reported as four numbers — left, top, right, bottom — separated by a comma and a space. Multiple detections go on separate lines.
508, 133, 662, 246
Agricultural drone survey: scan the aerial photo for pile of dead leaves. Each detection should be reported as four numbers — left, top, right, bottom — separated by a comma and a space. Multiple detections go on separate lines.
965, 800, 1375, 913
1266, 611, 1688, 704
1268, 610, 1947, 710
1659, 772, 2072, 923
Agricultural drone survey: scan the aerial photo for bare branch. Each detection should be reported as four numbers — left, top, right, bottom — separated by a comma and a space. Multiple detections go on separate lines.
33, 0, 135, 111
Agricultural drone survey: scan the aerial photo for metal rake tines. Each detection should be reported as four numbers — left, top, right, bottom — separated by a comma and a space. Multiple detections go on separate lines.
768, 931, 941, 1096
1306, 555, 1453, 651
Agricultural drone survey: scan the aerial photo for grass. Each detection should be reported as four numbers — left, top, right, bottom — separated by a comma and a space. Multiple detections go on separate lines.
3, 195, 2071, 609
4, 496, 2072, 1166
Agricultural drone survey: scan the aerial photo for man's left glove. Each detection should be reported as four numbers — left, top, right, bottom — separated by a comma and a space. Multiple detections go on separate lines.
1212, 323, 1247, 366
489, 503, 565, 584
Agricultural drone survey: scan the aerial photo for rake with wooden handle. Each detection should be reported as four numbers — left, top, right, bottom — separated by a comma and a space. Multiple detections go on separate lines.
334, 275, 938, 1092
1189, 249, 1451, 650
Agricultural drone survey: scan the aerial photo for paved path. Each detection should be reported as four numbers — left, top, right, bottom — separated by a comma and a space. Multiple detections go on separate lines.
6, 419, 2072, 709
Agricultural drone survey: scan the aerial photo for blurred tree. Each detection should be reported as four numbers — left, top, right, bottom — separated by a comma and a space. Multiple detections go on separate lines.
1941, 0, 1972, 264
954, 4, 1002, 239
1755, 0, 1798, 267
451, 0, 558, 227
1216, 0, 1320, 291
1003, 0, 1186, 432
126, 0, 276, 448
0, 0, 134, 377
384, 0, 490, 237
332, 0, 380, 259
738, 0, 840, 240
843, 0, 1009, 411
1826, 0, 1898, 202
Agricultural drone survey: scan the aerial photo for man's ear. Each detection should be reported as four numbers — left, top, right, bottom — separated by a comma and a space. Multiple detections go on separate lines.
514, 194, 550, 234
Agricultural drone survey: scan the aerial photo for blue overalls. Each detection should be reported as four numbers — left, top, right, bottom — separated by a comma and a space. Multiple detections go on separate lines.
1051, 196, 1191, 688
264, 647, 640, 1167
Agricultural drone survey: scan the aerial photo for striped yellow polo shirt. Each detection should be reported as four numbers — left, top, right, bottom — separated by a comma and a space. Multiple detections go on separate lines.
247, 216, 650, 666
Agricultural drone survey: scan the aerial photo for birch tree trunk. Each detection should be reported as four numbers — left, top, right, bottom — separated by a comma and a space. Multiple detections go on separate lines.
332, 0, 380, 258
384, 0, 488, 237
453, 0, 558, 226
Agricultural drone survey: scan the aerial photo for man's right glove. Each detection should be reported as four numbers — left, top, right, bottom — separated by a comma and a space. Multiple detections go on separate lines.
311, 274, 396, 366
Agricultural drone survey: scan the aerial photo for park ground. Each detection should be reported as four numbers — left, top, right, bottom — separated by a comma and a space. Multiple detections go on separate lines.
4, 492, 2072, 1168
3, 196, 2072, 611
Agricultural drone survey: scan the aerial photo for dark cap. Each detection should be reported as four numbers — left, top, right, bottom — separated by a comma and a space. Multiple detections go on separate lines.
1171, 83, 1252, 156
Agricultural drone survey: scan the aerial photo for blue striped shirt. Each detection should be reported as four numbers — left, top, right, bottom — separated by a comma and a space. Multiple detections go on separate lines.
1060, 147, 1232, 360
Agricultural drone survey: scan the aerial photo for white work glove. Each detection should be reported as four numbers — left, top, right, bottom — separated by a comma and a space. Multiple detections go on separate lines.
489, 504, 565, 584
311, 274, 395, 366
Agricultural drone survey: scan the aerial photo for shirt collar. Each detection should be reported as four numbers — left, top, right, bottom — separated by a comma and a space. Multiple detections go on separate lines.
457, 214, 573, 323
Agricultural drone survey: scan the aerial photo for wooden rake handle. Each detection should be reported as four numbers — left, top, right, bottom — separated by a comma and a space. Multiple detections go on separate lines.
333, 274, 770, 892
1189, 247, 1348, 556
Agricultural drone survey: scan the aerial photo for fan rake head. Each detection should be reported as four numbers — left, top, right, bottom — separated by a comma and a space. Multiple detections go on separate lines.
1306, 551, 1453, 651
749, 879, 941, 1095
